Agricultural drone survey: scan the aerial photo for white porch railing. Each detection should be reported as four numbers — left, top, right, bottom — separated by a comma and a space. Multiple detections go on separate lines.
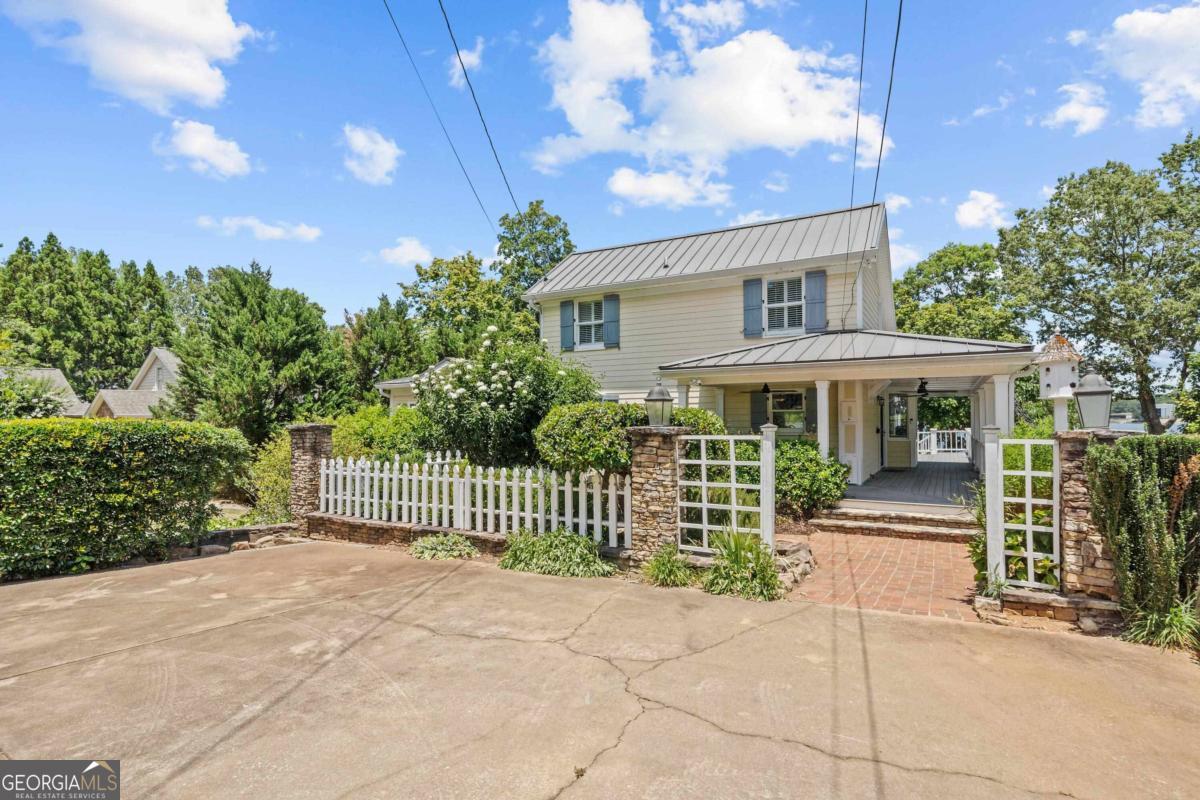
677, 425, 775, 554
425, 449, 463, 465
918, 429, 970, 456
320, 458, 632, 549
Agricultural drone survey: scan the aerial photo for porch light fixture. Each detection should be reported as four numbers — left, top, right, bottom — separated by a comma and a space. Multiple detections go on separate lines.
644, 379, 675, 427
1073, 373, 1114, 430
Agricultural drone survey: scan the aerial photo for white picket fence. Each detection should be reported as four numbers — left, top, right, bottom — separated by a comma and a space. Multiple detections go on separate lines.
918, 428, 970, 456
425, 450, 463, 465
320, 457, 632, 548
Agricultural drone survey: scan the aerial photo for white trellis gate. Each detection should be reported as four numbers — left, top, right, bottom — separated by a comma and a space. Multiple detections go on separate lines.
984, 435, 1061, 590
320, 458, 632, 549
677, 425, 775, 554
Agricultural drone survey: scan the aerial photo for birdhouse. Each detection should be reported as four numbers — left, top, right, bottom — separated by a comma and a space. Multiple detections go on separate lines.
1034, 330, 1082, 400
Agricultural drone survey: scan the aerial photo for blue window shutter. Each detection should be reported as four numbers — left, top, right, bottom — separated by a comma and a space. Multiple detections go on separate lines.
805, 387, 818, 433
559, 300, 575, 351
743, 279, 763, 337
602, 294, 620, 348
750, 392, 768, 432
805, 270, 827, 332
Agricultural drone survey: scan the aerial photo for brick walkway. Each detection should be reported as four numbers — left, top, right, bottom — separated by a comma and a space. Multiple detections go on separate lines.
795, 531, 979, 621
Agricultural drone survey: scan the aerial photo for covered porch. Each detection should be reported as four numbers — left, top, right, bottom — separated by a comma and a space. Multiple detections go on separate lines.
662, 330, 1036, 494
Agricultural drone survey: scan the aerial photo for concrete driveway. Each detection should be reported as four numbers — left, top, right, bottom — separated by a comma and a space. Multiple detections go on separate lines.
1, 542, 1197, 799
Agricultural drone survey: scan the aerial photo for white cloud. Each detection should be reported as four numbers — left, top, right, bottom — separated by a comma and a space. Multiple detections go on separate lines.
448, 36, 484, 89
729, 209, 781, 225
972, 92, 1014, 118
341, 123, 403, 185
1040, 184, 1055, 199
535, 0, 891, 207
890, 242, 920, 272
607, 166, 731, 208
196, 215, 320, 241
379, 236, 433, 267
762, 170, 788, 192
153, 119, 250, 178
2, 0, 257, 114
1065, 29, 1089, 46
1099, 1, 1200, 128
955, 190, 1010, 230
1041, 82, 1108, 135
884, 192, 911, 214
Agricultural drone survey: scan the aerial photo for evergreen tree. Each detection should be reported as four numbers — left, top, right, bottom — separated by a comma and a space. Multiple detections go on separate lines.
342, 294, 428, 404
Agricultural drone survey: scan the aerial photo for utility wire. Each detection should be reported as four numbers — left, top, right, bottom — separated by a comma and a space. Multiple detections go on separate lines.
437, 0, 523, 218
841, 0, 869, 287
842, 0, 903, 330
379, 0, 496, 235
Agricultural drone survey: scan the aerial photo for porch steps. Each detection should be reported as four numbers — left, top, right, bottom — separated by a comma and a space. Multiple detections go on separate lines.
809, 506, 980, 543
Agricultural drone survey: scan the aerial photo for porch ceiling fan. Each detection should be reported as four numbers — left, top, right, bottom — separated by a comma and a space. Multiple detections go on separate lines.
895, 378, 960, 398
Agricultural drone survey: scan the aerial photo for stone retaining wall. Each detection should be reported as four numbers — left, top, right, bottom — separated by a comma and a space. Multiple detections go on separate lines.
627, 426, 688, 564
1057, 430, 1123, 602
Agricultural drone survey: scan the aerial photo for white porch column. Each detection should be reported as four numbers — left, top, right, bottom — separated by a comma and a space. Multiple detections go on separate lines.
815, 380, 831, 457
991, 375, 1012, 435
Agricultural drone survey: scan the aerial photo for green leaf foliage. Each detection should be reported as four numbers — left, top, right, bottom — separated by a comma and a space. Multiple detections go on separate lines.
499, 527, 615, 577
1086, 435, 1200, 621
534, 402, 725, 474
641, 542, 694, 587
774, 439, 849, 519
341, 294, 429, 405
1124, 595, 1200, 650
411, 532, 479, 561
0, 419, 249, 580
415, 336, 598, 466
0, 373, 67, 418
701, 530, 782, 601
495, 200, 574, 304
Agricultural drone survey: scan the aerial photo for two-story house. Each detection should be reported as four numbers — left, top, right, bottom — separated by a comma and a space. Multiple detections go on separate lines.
521, 204, 1036, 488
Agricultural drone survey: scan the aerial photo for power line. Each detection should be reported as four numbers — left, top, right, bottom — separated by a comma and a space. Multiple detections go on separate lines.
437, 0, 523, 218
841, 0, 869, 311
379, 0, 496, 235
842, 0, 903, 330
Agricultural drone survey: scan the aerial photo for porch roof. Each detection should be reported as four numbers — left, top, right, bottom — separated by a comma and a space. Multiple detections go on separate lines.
660, 330, 1033, 373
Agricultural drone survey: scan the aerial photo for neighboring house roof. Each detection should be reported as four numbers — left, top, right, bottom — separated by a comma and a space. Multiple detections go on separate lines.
660, 330, 1033, 372
0, 366, 88, 416
524, 203, 885, 299
86, 389, 166, 419
375, 358, 455, 391
129, 347, 180, 390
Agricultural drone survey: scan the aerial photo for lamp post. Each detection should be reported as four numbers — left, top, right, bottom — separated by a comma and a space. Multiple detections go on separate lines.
1074, 373, 1114, 430
644, 379, 675, 427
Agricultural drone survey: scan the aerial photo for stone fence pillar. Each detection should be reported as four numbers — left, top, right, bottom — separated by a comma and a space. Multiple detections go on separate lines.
288, 423, 333, 520
1057, 429, 1127, 601
627, 426, 690, 563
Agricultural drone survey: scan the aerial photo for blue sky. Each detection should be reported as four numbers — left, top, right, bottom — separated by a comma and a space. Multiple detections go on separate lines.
2, 0, 1198, 322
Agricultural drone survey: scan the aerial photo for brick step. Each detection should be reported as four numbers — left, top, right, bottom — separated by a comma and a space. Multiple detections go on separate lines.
815, 506, 978, 530
807, 517, 979, 543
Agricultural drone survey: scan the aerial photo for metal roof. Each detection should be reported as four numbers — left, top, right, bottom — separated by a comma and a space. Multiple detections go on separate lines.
660, 330, 1033, 371
525, 203, 885, 298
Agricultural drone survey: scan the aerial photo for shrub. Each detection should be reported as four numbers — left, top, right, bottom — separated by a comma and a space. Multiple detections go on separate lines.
701, 530, 782, 601
535, 402, 725, 474
0, 373, 67, 418
411, 532, 479, 560
774, 439, 849, 519
642, 542, 694, 587
1086, 435, 1200, 621
0, 419, 249, 580
415, 335, 598, 466
1124, 596, 1200, 651
499, 527, 615, 577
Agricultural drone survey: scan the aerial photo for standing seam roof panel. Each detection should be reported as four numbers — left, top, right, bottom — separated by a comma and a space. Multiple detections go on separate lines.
625, 239, 673, 283
743, 221, 783, 266
756, 218, 797, 265
713, 227, 756, 271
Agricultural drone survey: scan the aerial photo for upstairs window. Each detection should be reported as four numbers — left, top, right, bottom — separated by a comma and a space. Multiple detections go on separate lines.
576, 300, 605, 347
766, 277, 804, 332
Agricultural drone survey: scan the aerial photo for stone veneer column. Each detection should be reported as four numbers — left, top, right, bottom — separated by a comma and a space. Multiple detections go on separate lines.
288, 423, 333, 520
627, 425, 690, 563
1057, 429, 1127, 601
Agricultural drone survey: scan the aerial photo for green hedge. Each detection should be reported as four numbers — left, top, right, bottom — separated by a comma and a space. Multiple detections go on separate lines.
775, 439, 849, 518
534, 401, 725, 473
1086, 435, 1200, 616
0, 419, 249, 580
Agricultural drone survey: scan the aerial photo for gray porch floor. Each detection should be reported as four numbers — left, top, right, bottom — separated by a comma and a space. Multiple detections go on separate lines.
845, 454, 977, 508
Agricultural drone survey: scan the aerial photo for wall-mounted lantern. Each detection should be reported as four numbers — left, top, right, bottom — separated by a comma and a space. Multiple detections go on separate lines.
1074, 373, 1114, 430
644, 379, 675, 427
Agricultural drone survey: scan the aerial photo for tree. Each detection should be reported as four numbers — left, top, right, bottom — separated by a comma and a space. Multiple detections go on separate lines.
1159, 133, 1200, 395
999, 158, 1198, 434
163, 265, 208, 334
401, 253, 537, 360
165, 263, 352, 446
495, 200, 574, 303
341, 294, 428, 404
0, 373, 67, 418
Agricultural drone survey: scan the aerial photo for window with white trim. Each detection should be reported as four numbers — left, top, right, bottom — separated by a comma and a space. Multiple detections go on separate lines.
577, 299, 605, 347
765, 277, 803, 332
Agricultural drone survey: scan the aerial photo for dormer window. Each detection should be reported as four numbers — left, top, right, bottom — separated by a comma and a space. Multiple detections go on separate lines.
765, 277, 803, 332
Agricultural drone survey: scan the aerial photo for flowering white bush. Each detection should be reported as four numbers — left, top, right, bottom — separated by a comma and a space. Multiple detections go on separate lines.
414, 332, 597, 465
